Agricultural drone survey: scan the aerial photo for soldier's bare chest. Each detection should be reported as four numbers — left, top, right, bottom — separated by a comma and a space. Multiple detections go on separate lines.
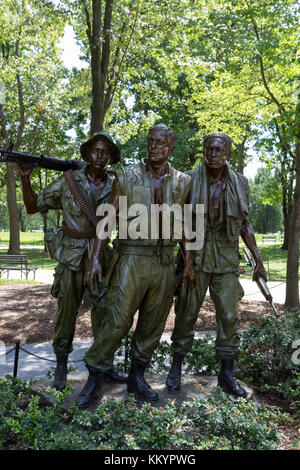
88, 180, 106, 195
86, 171, 106, 195
151, 174, 164, 205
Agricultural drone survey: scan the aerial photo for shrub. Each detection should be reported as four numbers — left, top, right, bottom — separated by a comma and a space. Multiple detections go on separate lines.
238, 312, 300, 415
181, 389, 287, 450
116, 333, 218, 376
0, 376, 288, 450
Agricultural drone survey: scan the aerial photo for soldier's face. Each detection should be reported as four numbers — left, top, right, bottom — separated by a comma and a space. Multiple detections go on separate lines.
147, 129, 171, 165
205, 137, 227, 169
89, 139, 112, 170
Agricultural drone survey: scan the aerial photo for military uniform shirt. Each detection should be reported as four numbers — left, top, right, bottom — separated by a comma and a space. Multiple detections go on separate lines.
36, 164, 114, 270
194, 173, 241, 274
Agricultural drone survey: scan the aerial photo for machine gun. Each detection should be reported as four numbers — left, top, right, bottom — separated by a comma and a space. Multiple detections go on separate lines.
0, 146, 85, 172
243, 247, 280, 317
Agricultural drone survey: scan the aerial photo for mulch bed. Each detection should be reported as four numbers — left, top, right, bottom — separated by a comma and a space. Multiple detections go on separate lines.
0, 283, 284, 346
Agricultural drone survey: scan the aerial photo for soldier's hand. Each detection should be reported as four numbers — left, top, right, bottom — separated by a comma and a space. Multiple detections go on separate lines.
182, 261, 197, 291
17, 164, 33, 178
84, 258, 102, 291
253, 258, 267, 282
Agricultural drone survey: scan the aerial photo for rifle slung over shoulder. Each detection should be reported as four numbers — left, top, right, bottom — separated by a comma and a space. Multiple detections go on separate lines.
0, 147, 85, 172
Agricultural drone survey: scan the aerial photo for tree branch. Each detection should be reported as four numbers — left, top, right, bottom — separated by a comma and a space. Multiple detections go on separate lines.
83, 0, 92, 50
257, 54, 285, 114
244, 0, 285, 115
107, 0, 138, 85
104, 0, 139, 114
274, 118, 295, 161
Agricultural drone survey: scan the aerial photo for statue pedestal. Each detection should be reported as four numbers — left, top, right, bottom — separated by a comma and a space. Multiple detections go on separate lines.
32, 373, 259, 411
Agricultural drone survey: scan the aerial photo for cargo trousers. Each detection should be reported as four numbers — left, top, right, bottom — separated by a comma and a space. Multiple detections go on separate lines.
84, 245, 175, 371
171, 270, 244, 360
51, 246, 112, 356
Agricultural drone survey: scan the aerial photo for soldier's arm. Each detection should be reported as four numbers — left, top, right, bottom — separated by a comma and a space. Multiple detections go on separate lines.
85, 176, 120, 290
179, 188, 197, 290
179, 241, 196, 290
240, 218, 267, 281
17, 165, 38, 214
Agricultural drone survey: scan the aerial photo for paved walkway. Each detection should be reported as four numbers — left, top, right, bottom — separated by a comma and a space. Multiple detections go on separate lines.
0, 268, 54, 283
2, 267, 292, 304
0, 332, 216, 381
240, 279, 288, 304
0, 244, 45, 249
0, 338, 94, 381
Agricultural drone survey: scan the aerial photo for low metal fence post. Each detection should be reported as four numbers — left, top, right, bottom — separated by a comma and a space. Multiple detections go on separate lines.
13, 339, 20, 378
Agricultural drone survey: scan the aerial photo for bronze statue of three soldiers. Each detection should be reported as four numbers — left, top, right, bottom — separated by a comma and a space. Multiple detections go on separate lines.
18, 125, 267, 409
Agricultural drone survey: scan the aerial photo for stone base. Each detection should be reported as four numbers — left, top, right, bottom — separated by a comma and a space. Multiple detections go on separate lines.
31, 373, 260, 412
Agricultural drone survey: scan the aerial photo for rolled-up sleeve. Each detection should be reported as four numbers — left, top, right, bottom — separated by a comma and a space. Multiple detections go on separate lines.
36, 175, 64, 213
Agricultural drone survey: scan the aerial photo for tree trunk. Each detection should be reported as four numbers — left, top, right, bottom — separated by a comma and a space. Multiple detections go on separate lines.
90, 24, 104, 133
281, 189, 293, 251
6, 162, 20, 254
1, 36, 24, 255
279, 148, 294, 250
18, 205, 26, 232
281, 186, 288, 250
285, 140, 300, 311
85, 1, 138, 134
89, 0, 113, 134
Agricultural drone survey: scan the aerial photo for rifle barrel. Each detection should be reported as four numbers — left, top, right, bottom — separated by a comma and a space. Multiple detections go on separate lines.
0, 148, 84, 171
243, 247, 280, 318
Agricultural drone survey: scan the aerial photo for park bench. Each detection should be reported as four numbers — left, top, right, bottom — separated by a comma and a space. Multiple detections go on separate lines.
0, 254, 38, 280
262, 235, 276, 244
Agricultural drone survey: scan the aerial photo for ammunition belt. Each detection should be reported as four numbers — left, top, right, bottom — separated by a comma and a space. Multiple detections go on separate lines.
64, 170, 100, 227
62, 223, 95, 239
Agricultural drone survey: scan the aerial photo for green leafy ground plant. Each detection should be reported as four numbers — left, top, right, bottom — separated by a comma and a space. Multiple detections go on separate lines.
0, 377, 288, 450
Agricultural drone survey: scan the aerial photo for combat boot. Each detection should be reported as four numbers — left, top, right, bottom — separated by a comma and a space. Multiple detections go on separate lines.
166, 352, 185, 391
127, 359, 159, 402
103, 367, 127, 384
53, 353, 68, 392
218, 359, 247, 398
76, 365, 104, 409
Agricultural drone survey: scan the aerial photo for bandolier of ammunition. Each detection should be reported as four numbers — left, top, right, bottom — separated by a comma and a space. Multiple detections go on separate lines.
62, 223, 96, 239
63, 170, 101, 239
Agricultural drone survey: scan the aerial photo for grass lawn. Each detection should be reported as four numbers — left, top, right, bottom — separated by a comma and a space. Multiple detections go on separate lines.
0, 231, 44, 246
0, 278, 39, 286
239, 244, 298, 281
0, 232, 299, 280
